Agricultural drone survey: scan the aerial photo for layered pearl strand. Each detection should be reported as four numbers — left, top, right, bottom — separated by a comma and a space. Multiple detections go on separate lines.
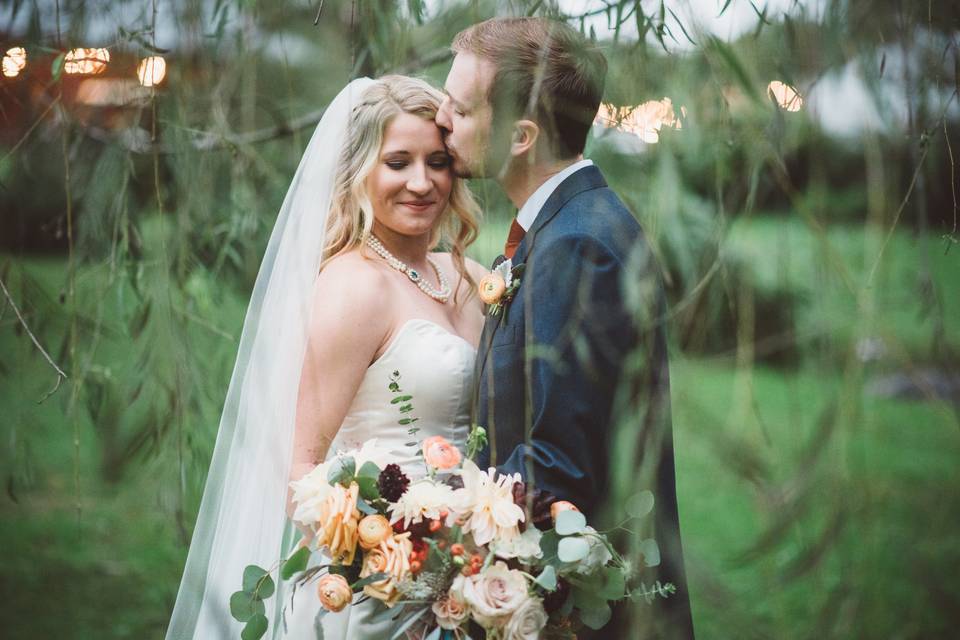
366, 234, 451, 303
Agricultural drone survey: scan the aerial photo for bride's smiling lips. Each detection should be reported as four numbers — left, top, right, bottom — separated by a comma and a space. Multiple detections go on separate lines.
399, 200, 436, 211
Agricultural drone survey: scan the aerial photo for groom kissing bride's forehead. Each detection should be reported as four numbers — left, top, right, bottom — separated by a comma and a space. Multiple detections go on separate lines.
439, 17, 696, 639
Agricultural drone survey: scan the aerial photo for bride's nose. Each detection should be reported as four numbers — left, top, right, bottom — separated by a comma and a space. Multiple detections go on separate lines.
405, 163, 432, 195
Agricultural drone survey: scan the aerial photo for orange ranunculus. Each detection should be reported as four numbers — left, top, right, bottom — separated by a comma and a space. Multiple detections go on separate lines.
358, 514, 393, 550
478, 273, 507, 305
316, 573, 352, 612
360, 532, 413, 607
422, 435, 463, 470
315, 482, 361, 565
550, 500, 580, 522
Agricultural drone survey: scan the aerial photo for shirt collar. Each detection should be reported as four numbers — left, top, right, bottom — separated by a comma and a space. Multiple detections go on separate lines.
515, 159, 594, 232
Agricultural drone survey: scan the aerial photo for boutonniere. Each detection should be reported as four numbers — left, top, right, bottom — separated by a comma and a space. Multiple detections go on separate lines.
478, 258, 525, 319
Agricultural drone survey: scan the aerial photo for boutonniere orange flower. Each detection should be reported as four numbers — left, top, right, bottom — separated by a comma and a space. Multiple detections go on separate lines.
478, 259, 525, 319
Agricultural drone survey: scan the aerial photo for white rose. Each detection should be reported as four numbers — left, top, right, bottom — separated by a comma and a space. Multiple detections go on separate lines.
575, 526, 613, 575
494, 526, 543, 562
462, 561, 529, 629
503, 596, 548, 640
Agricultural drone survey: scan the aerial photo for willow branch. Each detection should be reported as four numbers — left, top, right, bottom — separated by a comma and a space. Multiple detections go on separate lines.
82, 47, 454, 154
0, 275, 69, 394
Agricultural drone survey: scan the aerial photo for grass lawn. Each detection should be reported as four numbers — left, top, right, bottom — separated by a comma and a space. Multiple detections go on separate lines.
1, 219, 957, 638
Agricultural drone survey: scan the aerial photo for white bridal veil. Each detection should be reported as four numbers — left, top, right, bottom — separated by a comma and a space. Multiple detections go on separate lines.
165, 78, 375, 639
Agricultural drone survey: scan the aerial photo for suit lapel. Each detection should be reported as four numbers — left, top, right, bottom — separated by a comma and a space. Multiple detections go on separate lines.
472, 165, 609, 417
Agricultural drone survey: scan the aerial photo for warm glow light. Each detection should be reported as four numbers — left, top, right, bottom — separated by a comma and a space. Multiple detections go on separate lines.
595, 97, 685, 144
136, 56, 166, 87
64, 48, 110, 75
76, 78, 152, 106
2, 47, 27, 78
767, 80, 803, 112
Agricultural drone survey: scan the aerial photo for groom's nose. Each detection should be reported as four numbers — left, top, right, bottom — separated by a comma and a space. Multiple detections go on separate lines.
436, 98, 452, 133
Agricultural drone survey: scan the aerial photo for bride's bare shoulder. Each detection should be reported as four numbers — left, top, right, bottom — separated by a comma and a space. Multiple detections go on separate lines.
312, 250, 390, 317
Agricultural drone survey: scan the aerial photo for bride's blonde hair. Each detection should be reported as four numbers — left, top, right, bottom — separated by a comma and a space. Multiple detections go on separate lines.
321, 75, 480, 302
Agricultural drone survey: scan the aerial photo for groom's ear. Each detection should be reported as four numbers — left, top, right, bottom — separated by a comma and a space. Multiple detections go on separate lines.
509, 120, 539, 158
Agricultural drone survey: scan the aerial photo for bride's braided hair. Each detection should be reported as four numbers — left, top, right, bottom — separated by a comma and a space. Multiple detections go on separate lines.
321, 75, 481, 303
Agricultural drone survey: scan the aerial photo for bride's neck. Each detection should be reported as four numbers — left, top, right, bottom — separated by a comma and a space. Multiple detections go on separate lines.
370, 224, 431, 268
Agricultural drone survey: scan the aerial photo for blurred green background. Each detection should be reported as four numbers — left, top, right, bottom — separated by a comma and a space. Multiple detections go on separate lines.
1, 1, 958, 638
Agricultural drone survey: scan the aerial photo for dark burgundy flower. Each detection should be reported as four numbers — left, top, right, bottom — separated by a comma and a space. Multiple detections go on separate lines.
377, 463, 410, 502
512, 482, 558, 530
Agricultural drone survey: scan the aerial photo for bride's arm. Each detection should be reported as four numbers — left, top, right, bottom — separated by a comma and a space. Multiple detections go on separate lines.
287, 256, 392, 529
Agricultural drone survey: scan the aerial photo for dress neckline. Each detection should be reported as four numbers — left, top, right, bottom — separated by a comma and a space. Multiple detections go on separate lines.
371, 318, 477, 369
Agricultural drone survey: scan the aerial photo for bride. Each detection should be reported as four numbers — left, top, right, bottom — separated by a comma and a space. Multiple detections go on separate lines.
165, 76, 487, 639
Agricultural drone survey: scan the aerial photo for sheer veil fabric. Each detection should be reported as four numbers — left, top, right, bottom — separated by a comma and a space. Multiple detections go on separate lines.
165, 78, 375, 640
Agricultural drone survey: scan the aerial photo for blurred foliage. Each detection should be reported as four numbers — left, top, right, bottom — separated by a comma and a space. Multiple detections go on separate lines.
1, 0, 959, 638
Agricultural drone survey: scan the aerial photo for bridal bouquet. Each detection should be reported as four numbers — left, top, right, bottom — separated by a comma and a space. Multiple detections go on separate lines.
231, 375, 672, 640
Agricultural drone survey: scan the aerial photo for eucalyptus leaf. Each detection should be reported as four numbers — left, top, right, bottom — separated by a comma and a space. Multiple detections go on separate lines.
281, 546, 311, 580
327, 456, 356, 485
229, 590, 264, 622
356, 498, 378, 515
257, 573, 276, 599
555, 509, 587, 536
558, 536, 590, 562
579, 602, 611, 630
351, 571, 388, 589
242, 565, 268, 593
626, 490, 655, 518
356, 461, 381, 479
534, 565, 558, 591
356, 475, 380, 501
241, 613, 269, 640
639, 538, 661, 567
600, 566, 626, 601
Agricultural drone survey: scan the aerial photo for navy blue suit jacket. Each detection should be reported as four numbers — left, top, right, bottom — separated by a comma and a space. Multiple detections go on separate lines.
474, 165, 694, 638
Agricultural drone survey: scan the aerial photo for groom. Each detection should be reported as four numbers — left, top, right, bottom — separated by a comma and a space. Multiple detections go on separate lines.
437, 17, 694, 638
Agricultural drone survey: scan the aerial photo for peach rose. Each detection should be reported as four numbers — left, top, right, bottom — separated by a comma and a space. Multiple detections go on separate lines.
478, 273, 507, 305
422, 435, 463, 470
432, 590, 470, 630
549, 500, 580, 522
314, 482, 361, 565
358, 514, 392, 550
316, 573, 352, 613
360, 532, 413, 607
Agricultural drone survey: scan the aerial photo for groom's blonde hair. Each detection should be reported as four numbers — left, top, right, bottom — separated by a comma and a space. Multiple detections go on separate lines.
321, 75, 480, 301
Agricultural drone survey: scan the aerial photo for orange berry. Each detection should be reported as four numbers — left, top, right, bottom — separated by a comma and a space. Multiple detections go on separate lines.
429, 519, 443, 533
410, 560, 422, 573
409, 552, 419, 563
471, 564, 481, 575
439, 509, 449, 519
450, 543, 465, 556
418, 548, 429, 562
469, 554, 483, 566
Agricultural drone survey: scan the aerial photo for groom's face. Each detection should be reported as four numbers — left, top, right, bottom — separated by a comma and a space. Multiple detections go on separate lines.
437, 53, 502, 179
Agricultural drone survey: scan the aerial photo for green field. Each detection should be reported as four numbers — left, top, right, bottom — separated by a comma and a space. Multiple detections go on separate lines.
1, 220, 958, 639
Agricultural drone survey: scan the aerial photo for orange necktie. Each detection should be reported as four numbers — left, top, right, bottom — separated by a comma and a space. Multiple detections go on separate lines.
504, 219, 526, 260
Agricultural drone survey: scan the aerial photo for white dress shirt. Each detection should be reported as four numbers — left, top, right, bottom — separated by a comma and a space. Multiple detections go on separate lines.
515, 159, 594, 231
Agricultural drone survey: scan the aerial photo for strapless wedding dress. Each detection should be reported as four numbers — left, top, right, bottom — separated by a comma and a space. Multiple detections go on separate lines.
283, 318, 477, 640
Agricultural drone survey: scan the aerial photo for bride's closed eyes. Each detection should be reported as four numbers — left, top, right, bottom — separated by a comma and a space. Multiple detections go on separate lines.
382, 151, 452, 171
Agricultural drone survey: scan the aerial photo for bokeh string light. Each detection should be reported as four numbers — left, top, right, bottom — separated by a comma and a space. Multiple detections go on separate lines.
595, 97, 686, 144
136, 56, 166, 87
2, 47, 27, 78
767, 80, 803, 112
64, 48, 110, 75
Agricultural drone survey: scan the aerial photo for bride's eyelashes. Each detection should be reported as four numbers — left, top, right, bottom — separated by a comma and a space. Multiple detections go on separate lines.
383, 154, 451, 171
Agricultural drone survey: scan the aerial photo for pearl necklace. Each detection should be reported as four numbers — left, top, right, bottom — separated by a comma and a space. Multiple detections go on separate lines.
366, 234, 451, 303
